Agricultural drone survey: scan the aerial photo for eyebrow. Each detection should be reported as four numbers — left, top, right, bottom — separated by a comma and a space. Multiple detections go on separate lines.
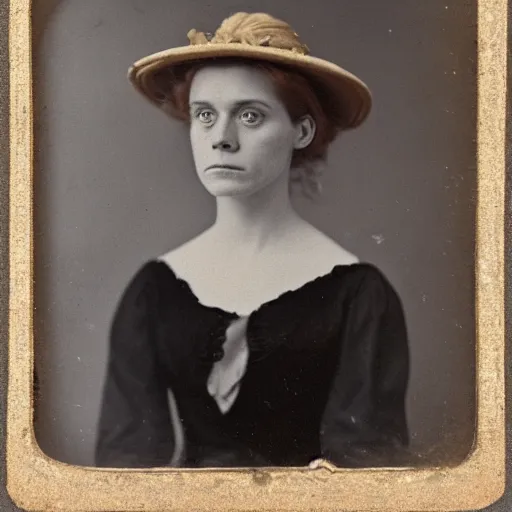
189, 100, 272, 110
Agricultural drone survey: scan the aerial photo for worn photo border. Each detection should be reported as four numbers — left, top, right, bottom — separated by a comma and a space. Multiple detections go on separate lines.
5, 0, 508, 510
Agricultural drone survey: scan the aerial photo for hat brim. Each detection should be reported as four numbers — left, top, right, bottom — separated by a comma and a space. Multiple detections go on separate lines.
128, 44, 372, 130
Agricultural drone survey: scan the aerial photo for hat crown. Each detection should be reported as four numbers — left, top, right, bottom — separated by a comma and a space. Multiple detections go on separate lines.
187, 12, 310, 55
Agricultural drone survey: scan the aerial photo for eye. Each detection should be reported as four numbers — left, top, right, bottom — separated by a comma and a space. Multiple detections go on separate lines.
194, 109, 216, 125
239, 109, 264, 126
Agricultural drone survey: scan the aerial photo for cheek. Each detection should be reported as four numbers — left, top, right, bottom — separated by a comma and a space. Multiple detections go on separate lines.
190, 130, 210, 159
245, 127, 294, 158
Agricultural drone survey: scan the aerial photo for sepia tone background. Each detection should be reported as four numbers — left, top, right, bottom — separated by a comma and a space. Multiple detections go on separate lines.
28, 0, 478, 467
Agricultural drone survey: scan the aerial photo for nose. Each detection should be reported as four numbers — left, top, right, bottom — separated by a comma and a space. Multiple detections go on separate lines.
212, 118, 240, 152
212, 139, 239, 151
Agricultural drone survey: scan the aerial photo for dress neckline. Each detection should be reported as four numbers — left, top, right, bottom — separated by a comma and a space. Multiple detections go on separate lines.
154, 259, 369, 319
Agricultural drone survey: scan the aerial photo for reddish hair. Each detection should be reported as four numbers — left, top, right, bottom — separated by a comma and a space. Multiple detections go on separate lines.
151, 58, 344, 195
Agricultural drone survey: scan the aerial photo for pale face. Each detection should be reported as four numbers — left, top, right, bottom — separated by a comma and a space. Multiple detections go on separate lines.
188, 63, 315, 198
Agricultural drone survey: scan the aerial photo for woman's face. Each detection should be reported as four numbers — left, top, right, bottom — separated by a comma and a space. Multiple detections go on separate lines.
188, 63, 314, 198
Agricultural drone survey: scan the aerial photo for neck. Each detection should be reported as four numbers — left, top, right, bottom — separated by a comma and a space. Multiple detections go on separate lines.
210, 176, 300, 253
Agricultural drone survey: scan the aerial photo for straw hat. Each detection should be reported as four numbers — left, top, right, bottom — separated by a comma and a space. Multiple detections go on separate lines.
128, 12, 372, 130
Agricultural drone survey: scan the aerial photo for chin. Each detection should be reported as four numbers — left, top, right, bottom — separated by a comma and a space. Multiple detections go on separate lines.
198, 172, 284, 198
199, 176, 263, 197
204, 183, 256, 197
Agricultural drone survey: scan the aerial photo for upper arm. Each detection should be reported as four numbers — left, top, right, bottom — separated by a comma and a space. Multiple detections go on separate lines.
95, 263, 174, 468
320, 268, 410, 467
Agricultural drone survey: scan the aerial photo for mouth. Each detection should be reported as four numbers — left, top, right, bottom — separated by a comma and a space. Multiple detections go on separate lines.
205, 164, 245, 172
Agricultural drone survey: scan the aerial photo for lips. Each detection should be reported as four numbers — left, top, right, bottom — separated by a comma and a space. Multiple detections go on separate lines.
205, 164, 244, 172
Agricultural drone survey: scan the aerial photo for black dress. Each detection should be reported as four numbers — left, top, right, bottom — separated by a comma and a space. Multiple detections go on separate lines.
95, 260, 410, 468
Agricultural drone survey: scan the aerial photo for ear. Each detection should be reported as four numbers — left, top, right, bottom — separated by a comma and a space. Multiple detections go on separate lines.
293, 115, 316, 150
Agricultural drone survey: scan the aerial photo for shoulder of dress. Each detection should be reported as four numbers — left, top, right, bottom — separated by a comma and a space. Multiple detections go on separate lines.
131, 258, 164, 282
110, 260, 183, 333
117, 258, 176, 303
334, 262, 402, 308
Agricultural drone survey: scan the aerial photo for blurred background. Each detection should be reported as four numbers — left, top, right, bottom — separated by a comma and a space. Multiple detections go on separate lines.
32, 0, 477, 466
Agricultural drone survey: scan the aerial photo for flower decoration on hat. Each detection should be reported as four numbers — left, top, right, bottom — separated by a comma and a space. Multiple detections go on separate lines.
187, 12, 310, 55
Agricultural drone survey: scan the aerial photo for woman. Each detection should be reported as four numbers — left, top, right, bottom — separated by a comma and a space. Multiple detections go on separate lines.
95, 12, 410, 469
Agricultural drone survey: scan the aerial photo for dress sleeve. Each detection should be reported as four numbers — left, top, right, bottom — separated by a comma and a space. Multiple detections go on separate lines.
320, 267, 411, 467
95, 263, 174, 467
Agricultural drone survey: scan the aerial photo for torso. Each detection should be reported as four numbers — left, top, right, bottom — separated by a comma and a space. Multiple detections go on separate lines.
112, 258, 407, 467
96, 251, 410, 468
159, 221, 359, 316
